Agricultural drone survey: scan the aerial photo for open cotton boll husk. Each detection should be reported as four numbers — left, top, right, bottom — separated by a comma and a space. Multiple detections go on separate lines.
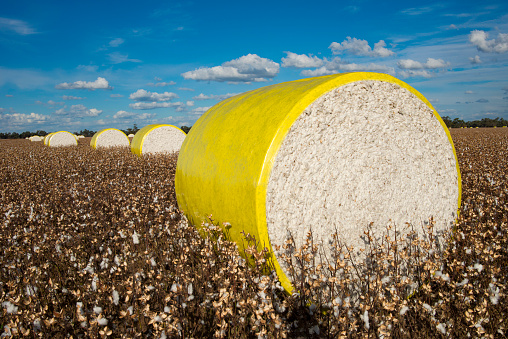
175, 72, 461, 293
131, 124, 186, 157
90, 128, 130, 149
47, 131, 78, 147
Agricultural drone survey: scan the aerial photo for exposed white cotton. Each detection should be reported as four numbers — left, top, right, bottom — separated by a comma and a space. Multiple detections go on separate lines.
113, 290, 120, 305
2, 301, 18, 314
133, 231, 140, 244
266, 80, 459, 277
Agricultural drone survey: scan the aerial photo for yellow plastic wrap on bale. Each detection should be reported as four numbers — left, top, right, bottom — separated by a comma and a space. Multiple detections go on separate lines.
175, 72, 462, 294
131, 124, 186, 157
43, 133, 55, 146
90, 128, 130, 149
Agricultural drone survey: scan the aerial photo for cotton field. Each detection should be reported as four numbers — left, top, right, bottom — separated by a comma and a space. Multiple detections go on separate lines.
0, 129, 507, 338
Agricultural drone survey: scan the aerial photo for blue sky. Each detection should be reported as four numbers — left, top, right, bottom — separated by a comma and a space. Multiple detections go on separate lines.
1, 0, 507, 133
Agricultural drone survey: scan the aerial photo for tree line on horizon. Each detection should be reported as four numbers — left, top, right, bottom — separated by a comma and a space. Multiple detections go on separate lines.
0, 124, 193, 139
441, 116, 508, 129
2, 117, 507, 140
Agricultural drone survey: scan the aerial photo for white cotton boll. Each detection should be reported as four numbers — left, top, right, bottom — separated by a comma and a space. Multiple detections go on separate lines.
127, 306, 134, 315
400, 306, 409, 315
489, 283, 500, 304
360, 310, 370, 329
92, 276, 98, 291
188, 283, 193, 295
164, 306, 170, 313
100, 258, 109, 269
94, 306, 102, 314
33, 319, 42, 331
457, 278, 469, 287
423, 303, 433, 313
25, 285, 37, 296
97, 318, 108, 326
132, 231, 140, 244
436, 323, 446, 334
160, 330, 167, 339
119, 230, 126, 238
309, 325, 320, 335
114, 255, 121, 266
113, 290, 120, 305
171, 283, 178, 293
465, 248, 471, 254
2, 301, 18, 314
150, 258, 156, 267
474, 263, 483, 272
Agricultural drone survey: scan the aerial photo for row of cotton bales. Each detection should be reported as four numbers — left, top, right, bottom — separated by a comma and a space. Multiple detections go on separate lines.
89, 125, 187, 157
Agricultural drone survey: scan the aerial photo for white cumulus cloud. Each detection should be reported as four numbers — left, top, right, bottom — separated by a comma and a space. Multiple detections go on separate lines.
0, 17, 37, 35
109, 38, 124, 47
55, 77, 112, 90
108, 52, 142, 64
147, 81, 177, 87
129, 102, 184, 110
0, 112, 49, 126
182, 54, 279, 82
192, 93, 238, 100
113, 110, 155, 119
54, 104, 102, 118
329, 37, 395, 57
301, 57, 395, 76
281, 52, 324, 68
469, 55, 482, 64
62, 95, 85, 100
129, 89, 178, 102
398, 70, 433, 78
469, 30, 508, 53
397, 58, 450, 69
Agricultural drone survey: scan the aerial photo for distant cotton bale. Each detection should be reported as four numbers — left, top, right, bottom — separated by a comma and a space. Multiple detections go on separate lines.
90, 128, 130, 149
128, 134, 135, 138
131, 124, 186, 156
78, 135, 85, 139
29, 136, 43, 142
176, 72, 462, 293
47, 131, 78, 147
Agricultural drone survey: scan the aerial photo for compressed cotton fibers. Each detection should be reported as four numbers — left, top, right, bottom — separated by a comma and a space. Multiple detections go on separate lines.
47, 131, 78, 147
90, 128, 130, 149
265, 80, 459, 274
131, 124, 186, 156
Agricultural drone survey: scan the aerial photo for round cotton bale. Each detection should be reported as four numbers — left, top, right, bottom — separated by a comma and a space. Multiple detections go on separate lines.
30, 136, 43, 142
77, 135, 85, 139
128, 133, 135, 138
131, 124, 186, 156
47, 131, 78, 147
175, 72, 462, 293
90, 128, 130, 149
